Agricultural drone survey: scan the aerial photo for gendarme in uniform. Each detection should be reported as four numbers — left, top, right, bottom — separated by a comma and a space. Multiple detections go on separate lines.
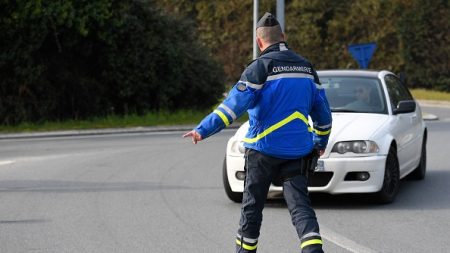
191, 12, 332, 253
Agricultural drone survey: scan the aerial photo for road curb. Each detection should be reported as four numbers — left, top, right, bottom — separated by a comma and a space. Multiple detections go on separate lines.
0, 123, 243, 140
417, 99, 450, 108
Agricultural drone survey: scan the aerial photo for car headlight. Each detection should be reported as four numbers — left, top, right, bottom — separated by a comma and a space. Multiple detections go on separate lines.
231, 140, 245, 154
331, 141, 379, 154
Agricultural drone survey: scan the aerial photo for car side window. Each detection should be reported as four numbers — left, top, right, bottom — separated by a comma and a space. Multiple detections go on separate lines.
384, 74, 413, 108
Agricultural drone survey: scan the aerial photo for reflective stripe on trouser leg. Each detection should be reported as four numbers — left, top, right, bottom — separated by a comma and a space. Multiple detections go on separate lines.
236, 234, 258, 253
300, 232, 323, 252
282, 174, 324, 253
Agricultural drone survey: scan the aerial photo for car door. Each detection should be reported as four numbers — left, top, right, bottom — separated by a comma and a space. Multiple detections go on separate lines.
384, 74, 421, 175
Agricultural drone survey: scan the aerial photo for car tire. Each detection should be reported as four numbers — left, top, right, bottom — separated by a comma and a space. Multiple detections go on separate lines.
223, 156, 243, 203
408, 135, 427, 180
373, 147, 400, 204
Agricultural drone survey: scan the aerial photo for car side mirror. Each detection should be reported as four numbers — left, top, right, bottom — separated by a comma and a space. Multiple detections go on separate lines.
393, 100, 416, 115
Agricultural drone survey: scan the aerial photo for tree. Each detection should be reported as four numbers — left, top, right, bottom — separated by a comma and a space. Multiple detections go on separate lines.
0, 0, 224, 124
397, 0, 450, 90
157, 0, 449, 90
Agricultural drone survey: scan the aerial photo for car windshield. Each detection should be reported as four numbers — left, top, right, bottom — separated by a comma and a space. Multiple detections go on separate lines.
319, 76, 387, 114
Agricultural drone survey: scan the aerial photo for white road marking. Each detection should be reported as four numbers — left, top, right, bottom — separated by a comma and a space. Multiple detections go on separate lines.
0, 160, 14, 166
321, 225, 379, 253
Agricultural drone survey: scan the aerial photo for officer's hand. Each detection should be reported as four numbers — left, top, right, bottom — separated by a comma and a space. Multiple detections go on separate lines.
318, 149, 325, 156
183, 130, 203, 144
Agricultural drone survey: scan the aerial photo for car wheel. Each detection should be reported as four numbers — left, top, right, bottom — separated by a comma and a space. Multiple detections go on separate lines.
373, 147, 400, 204
223, 156, 243, 203
408, 135, 427, 180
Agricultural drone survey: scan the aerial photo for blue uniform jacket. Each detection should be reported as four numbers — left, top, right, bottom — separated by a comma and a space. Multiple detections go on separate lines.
195, 42, 332, 159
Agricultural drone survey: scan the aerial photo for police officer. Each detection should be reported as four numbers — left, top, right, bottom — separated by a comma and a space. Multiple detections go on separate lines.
184, 12, 332, 253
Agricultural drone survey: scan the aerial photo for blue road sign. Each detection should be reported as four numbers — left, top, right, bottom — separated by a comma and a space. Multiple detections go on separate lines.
348, 43, 377, 69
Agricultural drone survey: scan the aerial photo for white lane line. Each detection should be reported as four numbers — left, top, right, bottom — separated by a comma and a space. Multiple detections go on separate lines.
321, 225, 379, 253
0, 160, 14, 166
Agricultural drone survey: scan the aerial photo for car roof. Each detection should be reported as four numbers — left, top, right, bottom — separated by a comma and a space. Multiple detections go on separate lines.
317, 69, 387, 78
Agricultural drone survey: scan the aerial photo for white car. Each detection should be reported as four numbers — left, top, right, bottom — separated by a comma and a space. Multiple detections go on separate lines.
223, 70, 427, 204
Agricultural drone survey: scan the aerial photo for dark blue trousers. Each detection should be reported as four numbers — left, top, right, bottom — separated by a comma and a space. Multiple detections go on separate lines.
236, 149, 324, 253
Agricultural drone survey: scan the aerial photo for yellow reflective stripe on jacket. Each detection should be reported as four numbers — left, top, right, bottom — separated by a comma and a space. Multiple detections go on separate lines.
236, 239, 257, 250
314, 129, 331, 136
243, 111, 312, 144
301, 239, 323, 249
213, 110, 230, 126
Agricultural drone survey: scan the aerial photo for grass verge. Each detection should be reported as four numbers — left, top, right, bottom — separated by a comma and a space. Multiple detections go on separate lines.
0, 110, 249, 133
411, 88, 450, 101
0, 110, 209, 133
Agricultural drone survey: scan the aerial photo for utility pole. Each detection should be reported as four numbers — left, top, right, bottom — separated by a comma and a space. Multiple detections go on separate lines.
253, 0, 259, 59
276, 0, 285, 32
253, 0, 285, 59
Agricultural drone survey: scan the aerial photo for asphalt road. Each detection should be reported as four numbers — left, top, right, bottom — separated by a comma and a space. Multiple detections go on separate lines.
0, 106, 449, 253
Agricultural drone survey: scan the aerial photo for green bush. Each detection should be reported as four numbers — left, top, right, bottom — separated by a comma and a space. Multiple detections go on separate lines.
0, 0, 225, 125
397, 0, 450, 91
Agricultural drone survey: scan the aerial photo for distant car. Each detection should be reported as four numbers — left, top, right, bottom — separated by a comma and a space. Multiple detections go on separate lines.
223, 70, 427, 203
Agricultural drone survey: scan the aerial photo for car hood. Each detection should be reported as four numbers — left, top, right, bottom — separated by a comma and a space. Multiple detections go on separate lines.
328, 113, 389, 142
234, 113, 389, 142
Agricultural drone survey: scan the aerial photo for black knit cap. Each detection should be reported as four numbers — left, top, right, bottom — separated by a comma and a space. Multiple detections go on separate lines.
256, 12, 280, 29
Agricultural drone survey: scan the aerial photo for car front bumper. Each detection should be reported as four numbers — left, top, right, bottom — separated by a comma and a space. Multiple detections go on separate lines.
226, 153, 387, 195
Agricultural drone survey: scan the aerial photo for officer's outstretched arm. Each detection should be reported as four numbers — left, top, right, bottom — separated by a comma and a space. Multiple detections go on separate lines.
193, 81, 259, 140
188, 60, 266, 141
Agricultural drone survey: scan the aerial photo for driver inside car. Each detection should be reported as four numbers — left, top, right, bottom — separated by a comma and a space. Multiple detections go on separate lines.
344, 84, 373, 111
